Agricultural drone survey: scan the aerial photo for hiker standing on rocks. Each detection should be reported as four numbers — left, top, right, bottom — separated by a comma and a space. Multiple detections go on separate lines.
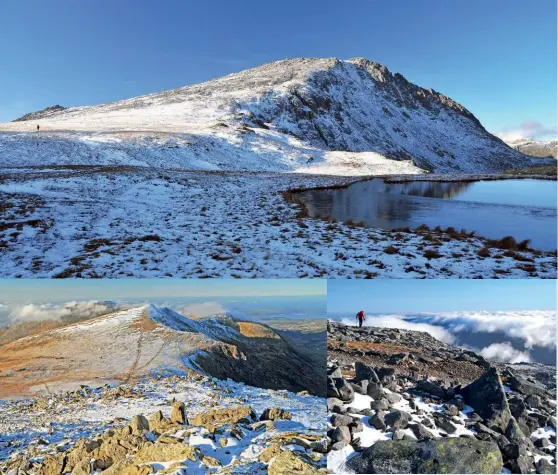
356, 310, 365, 328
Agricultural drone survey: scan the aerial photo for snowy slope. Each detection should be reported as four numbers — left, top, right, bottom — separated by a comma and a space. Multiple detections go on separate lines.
0, 58, 531, 174
0, 168, 555, 279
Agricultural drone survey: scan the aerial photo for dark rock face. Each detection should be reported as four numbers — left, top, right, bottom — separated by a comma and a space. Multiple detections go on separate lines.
344, 438, 503, 474
236, 58, 529, 173
196, 328, 326, 397
462, 367, 511, 431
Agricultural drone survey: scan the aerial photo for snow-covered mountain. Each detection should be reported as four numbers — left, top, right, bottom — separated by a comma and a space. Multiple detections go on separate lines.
0, 305, 325, 398
0, 58, 532, 174
504, 138, 557, 158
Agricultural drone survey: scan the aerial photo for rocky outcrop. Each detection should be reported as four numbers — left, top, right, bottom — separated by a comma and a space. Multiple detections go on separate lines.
191, 405, 256, 431
345, 438, 503, 474
268, 450, 322, 475
13, 104, 68, 122
260, 408, 293, 421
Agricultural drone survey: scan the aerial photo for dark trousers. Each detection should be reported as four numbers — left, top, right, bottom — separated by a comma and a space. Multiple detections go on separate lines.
358, 319, 363, 327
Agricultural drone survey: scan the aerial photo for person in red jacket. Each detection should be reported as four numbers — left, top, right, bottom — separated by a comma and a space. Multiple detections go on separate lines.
356, 310, 365, 328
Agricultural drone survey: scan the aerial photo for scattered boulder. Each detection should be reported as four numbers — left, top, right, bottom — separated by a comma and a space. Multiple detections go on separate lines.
102, 459, 154, 475
385, 392, 401, 404
536, 458, 556, 474
331, 426, 351, 445
508, 454, 535, 474
344, 438, 503, 474
129, 415, 150, 435
327, 397, 344, 411
355, 362, 380, 383
330, 414, 353, 428
367, 382, 384, 400
328, 366, 343, 379
371, 398, 390, 411
409, 423, 434, 440
192, 405, 256, 431
388, 353, 409, 365
170, 401, 187, 424
384, 410, 412, 430
462, 367, 511, 431
508, 375, 547, 397
525, 394, 543, 409
333, 378, 355, 403
434, 417, 457, 434
416, 379, 445, 399
260, 408, 292, 421
135, 442, 197, 463
37, 454, 66, 475
268, 449, 321, 475
370, 412, 387, 431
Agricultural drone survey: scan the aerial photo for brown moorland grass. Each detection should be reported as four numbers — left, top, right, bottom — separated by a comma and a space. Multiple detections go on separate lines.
237, 322, 279, 339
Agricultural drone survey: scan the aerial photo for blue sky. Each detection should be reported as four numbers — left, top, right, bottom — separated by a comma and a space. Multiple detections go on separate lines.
0, 0, 555, 139
0, 279, 325, 303
327, 280, 557, 314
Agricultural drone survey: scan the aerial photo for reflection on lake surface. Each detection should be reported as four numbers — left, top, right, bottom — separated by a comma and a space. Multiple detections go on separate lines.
295, 178, 557, 250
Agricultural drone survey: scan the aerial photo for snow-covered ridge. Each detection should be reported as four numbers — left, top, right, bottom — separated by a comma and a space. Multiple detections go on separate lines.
504, 138, 557, 159
0, 303, 325, 398
0, 57, 531, 174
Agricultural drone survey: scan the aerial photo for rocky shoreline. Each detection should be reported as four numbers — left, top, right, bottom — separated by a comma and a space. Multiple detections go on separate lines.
327, 322, 556, 474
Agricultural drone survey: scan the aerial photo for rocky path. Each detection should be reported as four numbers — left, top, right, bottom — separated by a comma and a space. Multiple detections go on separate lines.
327, 322, 557, 474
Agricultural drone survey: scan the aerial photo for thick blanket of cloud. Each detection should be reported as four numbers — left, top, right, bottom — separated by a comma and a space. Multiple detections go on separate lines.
423, 310, 556, 349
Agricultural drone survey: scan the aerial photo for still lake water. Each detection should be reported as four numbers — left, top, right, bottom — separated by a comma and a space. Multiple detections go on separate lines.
295, 178, 557, 250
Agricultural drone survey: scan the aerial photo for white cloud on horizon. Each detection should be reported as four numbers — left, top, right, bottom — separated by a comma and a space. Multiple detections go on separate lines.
495, 120, 557, 142
8, 300, 121, 324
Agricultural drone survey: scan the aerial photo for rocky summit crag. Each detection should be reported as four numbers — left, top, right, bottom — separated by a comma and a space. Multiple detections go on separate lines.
326, 322, 556, 474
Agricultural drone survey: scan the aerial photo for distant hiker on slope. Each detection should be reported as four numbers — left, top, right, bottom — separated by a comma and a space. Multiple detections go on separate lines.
356, 310, 365, 328
36, 125, 40, 132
